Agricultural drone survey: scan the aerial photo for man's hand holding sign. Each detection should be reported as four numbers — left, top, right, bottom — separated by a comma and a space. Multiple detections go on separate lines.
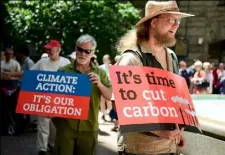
109, 66, 201, 133
89, 72, 101, 86
89, 72, 112, 101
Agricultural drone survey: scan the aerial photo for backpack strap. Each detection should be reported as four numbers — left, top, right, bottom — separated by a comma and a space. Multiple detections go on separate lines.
122, 45, 177, 71
122, 49, 144, 65
122, 45, 154, 67
137, 44, 155, 67
123, 49, 142, 60
170, 51, 179, 74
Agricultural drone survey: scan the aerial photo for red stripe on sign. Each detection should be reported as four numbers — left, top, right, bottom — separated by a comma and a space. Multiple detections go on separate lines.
16, 91, 90, 120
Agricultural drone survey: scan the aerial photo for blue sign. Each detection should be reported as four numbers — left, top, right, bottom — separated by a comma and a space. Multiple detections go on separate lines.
21, 70, 92, 96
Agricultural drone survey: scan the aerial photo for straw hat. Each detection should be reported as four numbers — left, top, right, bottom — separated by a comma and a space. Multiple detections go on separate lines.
135, 1, 194, 26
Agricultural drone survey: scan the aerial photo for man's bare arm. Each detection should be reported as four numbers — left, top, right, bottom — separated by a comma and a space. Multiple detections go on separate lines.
2, 71, 24, 79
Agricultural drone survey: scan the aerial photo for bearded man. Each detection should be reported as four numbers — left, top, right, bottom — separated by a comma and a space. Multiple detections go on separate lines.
116, 1, 194, 155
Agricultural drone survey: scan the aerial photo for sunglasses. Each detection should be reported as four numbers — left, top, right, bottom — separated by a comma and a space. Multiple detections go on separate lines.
77, 46, 93, 54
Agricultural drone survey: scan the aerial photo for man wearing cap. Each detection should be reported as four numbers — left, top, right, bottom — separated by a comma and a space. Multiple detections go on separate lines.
34, 40, 71, 155
116, 1, 194, 155
3, 40, 70, 77
3, 40, 71, 155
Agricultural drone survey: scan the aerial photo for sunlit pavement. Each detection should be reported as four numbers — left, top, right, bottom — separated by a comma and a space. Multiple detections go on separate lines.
2, 95, 225, 155
1, 114, 118, 155
192, 95, 225, 136
181, 95, 225, 155
98, 115, 118, 155
194, 97, 225, 124
181, 131, 225, 155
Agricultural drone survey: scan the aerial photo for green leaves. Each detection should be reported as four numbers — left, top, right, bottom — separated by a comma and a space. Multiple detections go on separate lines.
6, 0, 140, 60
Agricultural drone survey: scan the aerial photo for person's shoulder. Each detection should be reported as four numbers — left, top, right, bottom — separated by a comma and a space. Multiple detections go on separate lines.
37, 57, 50, 64
27, 57, 34, 63
60, 56, 69, 60
166, 47, 176, 55
11, 59, 17, 62
60, 56, 70, 62
118, 47, 141, 66
26, 58, 34, 66
11, 59, 20, 64
120, 45, 142, 59
58, 63, 73, 72
60, 56, 71, 64
121, 46, 139, 55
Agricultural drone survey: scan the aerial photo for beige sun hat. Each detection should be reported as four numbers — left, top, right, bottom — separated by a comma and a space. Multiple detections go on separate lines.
135, 0, 194, 26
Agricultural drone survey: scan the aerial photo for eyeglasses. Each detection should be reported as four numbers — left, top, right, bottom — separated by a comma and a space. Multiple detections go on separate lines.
157, 17, 181, 25
76, 46, 93, 54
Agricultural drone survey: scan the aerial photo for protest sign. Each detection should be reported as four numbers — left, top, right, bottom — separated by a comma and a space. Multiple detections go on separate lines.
109, 66, 201, 133
16, 70, 92, 120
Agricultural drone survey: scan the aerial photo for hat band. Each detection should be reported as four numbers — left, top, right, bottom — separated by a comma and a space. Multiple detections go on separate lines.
155, 7, 180, 14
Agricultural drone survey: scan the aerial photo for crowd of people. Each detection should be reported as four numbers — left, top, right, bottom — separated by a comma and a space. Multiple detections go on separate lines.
179, 60, 225, 95
1, 35, 113, 155
0, 1, 224, 155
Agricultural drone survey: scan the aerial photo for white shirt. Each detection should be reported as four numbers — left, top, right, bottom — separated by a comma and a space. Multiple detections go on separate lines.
31, 56, 71, 71
1, 59, 21, 72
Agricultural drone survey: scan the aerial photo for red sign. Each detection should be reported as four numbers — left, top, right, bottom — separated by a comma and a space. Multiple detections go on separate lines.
17, 92, 90, 119
109, 66, 201, 133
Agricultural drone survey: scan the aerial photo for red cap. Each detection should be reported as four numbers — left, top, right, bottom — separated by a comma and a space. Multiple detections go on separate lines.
43, 40, 61, 49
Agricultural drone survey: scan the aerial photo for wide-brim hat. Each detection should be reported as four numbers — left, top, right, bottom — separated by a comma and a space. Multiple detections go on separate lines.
135, 1, 194, 27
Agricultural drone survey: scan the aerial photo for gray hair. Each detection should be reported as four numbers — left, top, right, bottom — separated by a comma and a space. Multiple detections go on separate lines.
76, 34, 97, 50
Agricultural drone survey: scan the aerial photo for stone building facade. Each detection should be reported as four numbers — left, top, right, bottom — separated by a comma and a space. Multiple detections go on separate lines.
177, 0, 225, 63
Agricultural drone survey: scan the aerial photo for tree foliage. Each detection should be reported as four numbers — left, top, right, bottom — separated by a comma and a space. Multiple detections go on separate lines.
6, 0, 141, 62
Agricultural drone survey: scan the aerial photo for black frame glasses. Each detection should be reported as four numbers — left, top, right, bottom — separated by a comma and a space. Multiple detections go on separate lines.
76, 46, 93, 54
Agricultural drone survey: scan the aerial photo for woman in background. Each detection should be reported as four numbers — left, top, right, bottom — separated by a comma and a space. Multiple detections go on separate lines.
191, 61, 208, 94
203, 62, 213, 94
